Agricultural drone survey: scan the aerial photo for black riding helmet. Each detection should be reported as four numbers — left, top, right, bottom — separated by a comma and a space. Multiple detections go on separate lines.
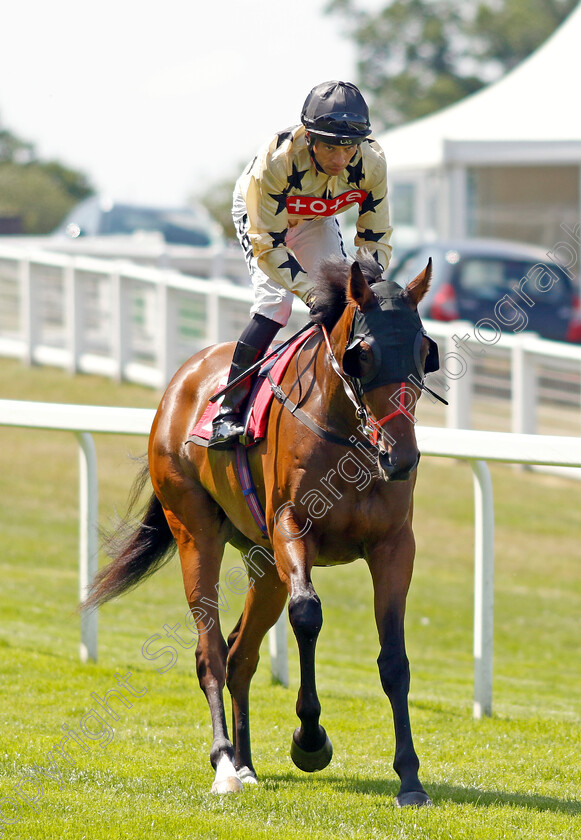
301, 80, 372, 146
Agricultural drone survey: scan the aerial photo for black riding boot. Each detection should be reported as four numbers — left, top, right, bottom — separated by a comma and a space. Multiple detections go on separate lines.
208, 315, 280, 450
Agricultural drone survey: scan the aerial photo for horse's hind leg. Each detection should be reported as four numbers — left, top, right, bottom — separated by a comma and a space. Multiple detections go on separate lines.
163, 498, 242, 795
226, 551, 288, 782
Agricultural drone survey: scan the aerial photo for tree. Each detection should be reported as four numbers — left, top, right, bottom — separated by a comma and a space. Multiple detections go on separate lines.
41, 160, 94, 204
325, 0, 578, 128
0, 119, 94, 234
0, 127, 35, 164
0, 165, 77, 233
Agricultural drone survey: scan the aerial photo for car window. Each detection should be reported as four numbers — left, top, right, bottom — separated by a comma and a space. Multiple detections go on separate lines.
455, 257, 571, 304
457, 259, 504, 298
103, 207, 162, 235
103, 206, 212, 246
162, 212, 212, 246
517, 262, 571, 304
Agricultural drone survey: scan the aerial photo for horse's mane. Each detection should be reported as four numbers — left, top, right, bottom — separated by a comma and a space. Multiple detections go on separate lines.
309, 251, 383, 329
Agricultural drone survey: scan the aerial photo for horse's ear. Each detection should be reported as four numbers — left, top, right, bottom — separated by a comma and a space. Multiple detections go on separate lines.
403, 258, 432, 310
347, 261, 376, 312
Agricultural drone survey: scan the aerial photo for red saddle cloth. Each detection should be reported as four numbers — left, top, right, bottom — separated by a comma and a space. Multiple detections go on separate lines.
188, 326, 317, 446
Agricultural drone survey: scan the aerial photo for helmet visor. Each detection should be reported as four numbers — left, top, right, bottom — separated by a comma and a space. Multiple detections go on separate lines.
307, 109, 370, 138
310, 113, 370, 137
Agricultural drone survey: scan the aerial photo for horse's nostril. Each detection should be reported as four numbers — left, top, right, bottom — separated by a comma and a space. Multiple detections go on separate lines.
378, 450, 395, 476
379, 449, 420, 481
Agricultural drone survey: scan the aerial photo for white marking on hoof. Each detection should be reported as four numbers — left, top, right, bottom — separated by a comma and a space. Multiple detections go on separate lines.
237, 766, 258, 785
211, 755, 244, 795
211, 776, 243, 794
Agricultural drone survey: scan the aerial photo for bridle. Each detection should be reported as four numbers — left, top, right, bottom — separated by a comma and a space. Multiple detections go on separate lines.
269, 314, 446, 452
320, 325, 417, 448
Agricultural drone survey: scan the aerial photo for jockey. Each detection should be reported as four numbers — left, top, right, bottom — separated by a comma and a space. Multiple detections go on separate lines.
208, 80, 393, 449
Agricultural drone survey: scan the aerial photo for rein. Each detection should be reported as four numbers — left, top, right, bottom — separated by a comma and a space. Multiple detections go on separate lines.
320, 325, 370, 426
268, 324, 375, 449
269, 324, 414, 451
321, 326, 416, 445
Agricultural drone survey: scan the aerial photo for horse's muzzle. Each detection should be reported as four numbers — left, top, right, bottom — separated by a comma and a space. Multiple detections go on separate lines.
378, 449, 420, 482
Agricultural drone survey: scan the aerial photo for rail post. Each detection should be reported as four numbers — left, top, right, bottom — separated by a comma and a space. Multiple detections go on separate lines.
269, 613, 289, 687
76, 432, 99, 662
470, 459, 494, 718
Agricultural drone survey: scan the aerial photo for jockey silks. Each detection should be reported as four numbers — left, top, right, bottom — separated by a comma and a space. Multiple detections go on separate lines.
235, 124, 392, 303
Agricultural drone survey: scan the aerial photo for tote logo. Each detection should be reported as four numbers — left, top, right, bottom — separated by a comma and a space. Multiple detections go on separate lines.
286, 190, 367, 217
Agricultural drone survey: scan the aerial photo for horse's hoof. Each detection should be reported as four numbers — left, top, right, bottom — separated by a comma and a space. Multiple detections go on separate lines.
395, 790, 432, 808
237, 766, 258, 785
290, 727, 333, 772
211, 775, 244, 795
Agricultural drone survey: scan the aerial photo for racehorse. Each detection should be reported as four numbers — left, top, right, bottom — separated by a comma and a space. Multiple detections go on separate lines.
84, 253, 438, 807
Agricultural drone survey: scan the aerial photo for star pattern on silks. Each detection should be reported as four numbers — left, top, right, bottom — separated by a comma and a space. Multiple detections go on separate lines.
360, 191, 383, 214
346, 157, 364, 187
360, 228, 386, 242
269, 229, 288, 247
286, 162, 309, 191
278, 253, 304, 282
269, 187, 290, 215
275, 130, 294, 149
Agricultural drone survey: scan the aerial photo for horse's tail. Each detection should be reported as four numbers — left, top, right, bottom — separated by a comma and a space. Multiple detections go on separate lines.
82, 462, 175, 611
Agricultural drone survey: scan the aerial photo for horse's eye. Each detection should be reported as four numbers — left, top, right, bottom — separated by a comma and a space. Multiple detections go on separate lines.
359, 350, 369, 362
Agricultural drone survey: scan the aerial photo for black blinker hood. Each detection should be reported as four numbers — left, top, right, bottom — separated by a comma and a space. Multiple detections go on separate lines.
343, 279, 439, 392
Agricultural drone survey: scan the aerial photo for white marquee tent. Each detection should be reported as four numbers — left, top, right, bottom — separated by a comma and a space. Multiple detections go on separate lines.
379, 3, 581, 256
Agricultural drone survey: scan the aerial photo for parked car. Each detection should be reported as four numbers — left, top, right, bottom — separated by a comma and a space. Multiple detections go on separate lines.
33, 195, 253, 282
53, 195, 223, 247
387, 238, 581, 343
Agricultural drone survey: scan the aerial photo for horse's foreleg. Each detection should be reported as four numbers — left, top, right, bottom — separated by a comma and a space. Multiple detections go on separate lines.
367, 530, 431, 807
226, 558, 287, 782
273, 524, 333, 772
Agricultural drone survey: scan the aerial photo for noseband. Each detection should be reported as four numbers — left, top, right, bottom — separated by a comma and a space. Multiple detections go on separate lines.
368, 383, 416, 445
269, 308, 445, 453
336, 283, 447, 441
320, 325, 413, 447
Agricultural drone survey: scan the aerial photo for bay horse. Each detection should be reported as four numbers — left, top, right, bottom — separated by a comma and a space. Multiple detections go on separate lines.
84, 253, 437, 807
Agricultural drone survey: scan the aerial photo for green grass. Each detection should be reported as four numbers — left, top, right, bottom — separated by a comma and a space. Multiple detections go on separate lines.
1, 358, 580, 839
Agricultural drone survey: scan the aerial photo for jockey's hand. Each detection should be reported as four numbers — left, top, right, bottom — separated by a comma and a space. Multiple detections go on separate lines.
362, 258, 384, 286
306, 292, 317, 311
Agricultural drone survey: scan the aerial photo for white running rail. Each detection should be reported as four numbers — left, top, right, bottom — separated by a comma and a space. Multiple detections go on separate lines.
1, 244, 580, 435
1, 399, 581, 716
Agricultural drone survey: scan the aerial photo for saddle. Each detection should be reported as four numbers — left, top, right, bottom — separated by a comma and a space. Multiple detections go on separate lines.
186, 326, 317, 537
187, 326, 317, 448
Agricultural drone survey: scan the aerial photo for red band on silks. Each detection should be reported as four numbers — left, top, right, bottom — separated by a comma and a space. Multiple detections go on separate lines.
286, 190, 368, 217
370, 383, 415, 444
